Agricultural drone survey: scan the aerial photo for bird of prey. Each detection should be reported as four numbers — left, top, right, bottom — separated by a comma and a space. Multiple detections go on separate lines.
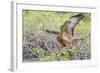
46, 13, 84, 48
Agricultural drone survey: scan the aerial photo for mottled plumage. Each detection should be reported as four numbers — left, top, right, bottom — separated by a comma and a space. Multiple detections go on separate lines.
46, 14, 84, 48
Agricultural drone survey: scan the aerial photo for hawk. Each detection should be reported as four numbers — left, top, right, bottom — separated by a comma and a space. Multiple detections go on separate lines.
46, 13, 84, 48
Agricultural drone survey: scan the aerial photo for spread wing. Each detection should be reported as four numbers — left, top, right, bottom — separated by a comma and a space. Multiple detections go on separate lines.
65, 13, 84, 36
46, 13, 84, 36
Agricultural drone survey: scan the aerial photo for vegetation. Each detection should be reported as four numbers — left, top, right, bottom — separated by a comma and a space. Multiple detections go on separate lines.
22, 10, 91, 62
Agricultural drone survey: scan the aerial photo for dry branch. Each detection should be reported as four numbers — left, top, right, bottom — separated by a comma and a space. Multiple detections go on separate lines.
23, 32, 91, 62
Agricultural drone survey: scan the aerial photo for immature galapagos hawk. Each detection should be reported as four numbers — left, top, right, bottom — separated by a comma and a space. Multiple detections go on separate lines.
46, 13, 84, 49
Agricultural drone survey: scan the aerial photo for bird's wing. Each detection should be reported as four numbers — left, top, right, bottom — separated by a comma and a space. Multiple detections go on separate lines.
62, 14, 84, 36
46, 29, 60, 35
67, 13, 84, 30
